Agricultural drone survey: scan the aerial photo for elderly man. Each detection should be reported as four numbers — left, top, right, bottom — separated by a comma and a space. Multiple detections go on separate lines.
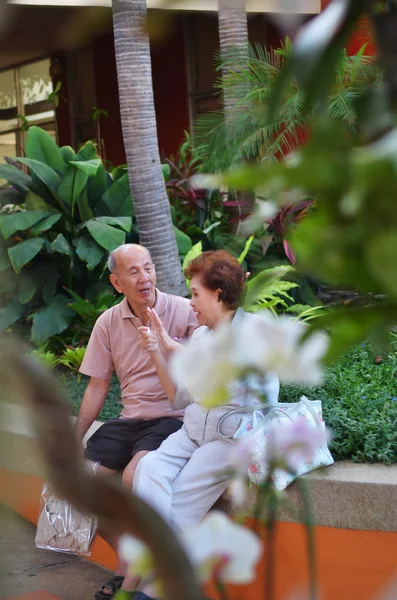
76, 244, 197, 599
77, 243, 197, 488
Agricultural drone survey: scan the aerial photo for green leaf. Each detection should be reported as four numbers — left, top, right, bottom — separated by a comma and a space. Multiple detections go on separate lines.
14, 157, 60, 192
51, 233, 74, 257
31, 294, 75, 344
111, 165, 128, 181
25, 191, 58, 213
42, 271, 60, 304
60, 146, 76, 163
183, 241, 203, 271
57, 164, 89, 209
69, 159, 101, 176
76, 141, 99, 162
91, 216, 132, 232
8, 238, 45, 273
244, 265, 294, 311
83, 219, 127, 252
0, 210, 52, 239
162, 163, 171, 180
87, 163, 111, 206
77, 189, 94, 222
174, 226, 193, 257
75, 237, 105, 270
0, 164, 32, 194
238, 235, 254, 264
25, 126, 65, 174
182, 241, 202, 291
0, 300, 25, 331
0, 244, 11, 271
98, 173, 133, 217
30, 213, 62, 236
19, 275, 37, 304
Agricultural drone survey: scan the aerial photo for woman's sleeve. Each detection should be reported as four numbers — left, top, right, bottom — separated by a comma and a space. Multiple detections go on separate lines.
171, 387, 194, 410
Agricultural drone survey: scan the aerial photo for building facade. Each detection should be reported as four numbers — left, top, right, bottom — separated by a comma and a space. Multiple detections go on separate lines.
0, 0, 374, 169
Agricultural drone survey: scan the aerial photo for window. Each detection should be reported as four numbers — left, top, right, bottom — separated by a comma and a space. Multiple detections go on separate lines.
0, 58, 55, 165
185, 13, 221, 123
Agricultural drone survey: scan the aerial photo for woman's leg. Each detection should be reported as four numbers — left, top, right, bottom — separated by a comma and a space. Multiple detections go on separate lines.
170, 439, 235, 529
133, 427, 198, 523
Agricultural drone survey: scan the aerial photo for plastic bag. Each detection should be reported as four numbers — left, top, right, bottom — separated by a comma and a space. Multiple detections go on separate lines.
35, 461, 98, 556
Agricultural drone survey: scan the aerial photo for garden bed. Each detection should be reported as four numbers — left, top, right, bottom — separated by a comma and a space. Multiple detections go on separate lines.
61, 336, 397, 465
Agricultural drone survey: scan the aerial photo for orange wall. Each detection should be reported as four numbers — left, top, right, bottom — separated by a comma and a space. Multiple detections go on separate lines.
2, 467, 397, 600
207, 520, 397, 600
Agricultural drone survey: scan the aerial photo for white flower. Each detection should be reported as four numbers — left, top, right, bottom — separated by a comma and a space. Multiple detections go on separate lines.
181, 511, 263, 584
228, 476, 248, 508
171, 311, 328, 406
264, 419, 330, 473
234, 312, 328, 386
118, 514, 262, 586
118, 535, 151, 576
170, 323, 236, 404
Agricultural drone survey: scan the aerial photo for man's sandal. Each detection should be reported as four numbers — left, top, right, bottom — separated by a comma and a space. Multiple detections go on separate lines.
94, 575, 125, 599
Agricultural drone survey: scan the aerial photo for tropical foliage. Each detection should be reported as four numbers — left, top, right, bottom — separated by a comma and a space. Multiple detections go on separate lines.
195, 39, 380, 172
31, 345, 87, 373
0, 127, 135, 344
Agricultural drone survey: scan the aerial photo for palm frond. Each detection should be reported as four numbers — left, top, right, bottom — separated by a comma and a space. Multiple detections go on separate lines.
194, 38, 380, 172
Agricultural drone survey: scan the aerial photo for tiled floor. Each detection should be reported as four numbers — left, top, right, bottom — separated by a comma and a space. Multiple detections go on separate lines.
0, 506, 109, 600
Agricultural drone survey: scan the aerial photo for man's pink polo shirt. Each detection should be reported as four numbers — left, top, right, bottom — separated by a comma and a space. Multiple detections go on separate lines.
79, 290, 198, 420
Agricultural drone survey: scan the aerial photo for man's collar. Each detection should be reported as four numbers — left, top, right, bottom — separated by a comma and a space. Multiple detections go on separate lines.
120, 289, 169, 320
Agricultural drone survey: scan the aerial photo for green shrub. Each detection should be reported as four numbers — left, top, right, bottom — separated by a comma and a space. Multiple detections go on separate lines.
58, 346, 87, 373
279, 335, 397, 464
62, 372, 122, 422
30, 348, 60, 369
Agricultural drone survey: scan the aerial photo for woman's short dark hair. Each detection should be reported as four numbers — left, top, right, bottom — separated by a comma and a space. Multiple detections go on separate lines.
184, 250, 246, 310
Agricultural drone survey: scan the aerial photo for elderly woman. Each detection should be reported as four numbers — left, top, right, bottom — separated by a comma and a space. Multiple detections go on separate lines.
133, 250, 279, 529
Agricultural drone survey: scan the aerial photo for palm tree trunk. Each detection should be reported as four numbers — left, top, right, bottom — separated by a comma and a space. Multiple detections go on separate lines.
218, 0, 249, 134
218, 0, 251, 225
112, 0, 187, 296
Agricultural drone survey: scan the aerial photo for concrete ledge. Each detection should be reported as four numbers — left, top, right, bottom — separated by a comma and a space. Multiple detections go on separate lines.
243, 461, 397, 532
1, 410, 397, 532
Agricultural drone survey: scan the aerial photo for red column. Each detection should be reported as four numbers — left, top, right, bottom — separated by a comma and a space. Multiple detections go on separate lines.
320, 0, 377, 56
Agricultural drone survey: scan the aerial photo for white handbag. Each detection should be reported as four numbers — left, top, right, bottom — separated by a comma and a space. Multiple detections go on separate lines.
242, 396, 334, 490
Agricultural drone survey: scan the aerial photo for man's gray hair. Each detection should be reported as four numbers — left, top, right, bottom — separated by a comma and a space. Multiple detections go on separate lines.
107, 244, 152, 274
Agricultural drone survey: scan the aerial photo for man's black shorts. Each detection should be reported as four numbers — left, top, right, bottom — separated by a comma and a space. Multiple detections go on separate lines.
84, 417, 182, 471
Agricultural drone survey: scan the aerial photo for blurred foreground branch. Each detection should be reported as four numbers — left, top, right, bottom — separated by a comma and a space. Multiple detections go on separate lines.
0, 340, 204, 600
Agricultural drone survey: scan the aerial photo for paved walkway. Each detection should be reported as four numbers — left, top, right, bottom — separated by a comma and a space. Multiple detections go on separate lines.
0, 505, 109, 600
